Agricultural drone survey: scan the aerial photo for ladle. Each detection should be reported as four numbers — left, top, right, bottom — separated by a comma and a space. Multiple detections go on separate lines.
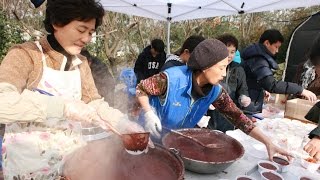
32, 90, 150, 154
96, 114, 150, 154
164, 127, 223, 149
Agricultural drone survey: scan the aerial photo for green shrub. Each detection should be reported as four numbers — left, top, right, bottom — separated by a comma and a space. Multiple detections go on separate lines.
0, 10, 23, 63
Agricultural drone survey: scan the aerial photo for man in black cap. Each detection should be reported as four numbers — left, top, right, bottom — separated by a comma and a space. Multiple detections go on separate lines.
136, 39, 291, 161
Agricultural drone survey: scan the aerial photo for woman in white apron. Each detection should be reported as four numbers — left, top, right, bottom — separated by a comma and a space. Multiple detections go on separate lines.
0, 0, 142, 179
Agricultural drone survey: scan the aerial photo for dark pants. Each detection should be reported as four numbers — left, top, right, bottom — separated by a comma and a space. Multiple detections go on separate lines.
207, 110, 235, 133
207, 109, 254, 133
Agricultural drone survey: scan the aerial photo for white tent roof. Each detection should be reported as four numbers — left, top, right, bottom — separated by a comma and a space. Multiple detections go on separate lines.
101, 0, 320, 22
101, 0, 320, 53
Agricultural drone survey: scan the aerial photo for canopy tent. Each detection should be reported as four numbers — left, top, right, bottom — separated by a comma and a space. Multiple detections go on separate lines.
101, 0, 320, 53
283, 11, 320, 82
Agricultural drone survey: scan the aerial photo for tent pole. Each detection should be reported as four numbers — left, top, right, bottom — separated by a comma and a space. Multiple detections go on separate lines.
167, 20, 171, 54
166, 3, 172, 54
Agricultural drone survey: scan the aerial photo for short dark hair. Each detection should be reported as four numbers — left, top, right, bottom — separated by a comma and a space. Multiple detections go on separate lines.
259, 29, 284, 44
44, 0, 105, 33
217, 34, 238, 50
151, 39, 165, 53
179, 35, 205, 55
310, 34, 320, 66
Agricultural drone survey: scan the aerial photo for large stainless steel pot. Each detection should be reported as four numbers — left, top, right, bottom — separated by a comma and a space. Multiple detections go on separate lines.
162, 128, 244, 174
64, 138, 184, 180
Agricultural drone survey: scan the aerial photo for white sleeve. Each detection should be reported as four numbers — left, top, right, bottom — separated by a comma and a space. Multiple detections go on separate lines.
0, 82, 65, 123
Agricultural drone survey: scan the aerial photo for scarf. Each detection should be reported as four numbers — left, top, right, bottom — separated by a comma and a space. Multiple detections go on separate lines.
300, 59, 316, 89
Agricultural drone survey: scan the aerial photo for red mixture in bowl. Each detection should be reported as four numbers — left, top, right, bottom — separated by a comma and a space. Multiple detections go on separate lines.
273, 156, 289, 166
300, 177, 312, 180
163, 129, 243, 162
262, 171, 282, 180
260, 162, 277, 170
237, 177, 252, 180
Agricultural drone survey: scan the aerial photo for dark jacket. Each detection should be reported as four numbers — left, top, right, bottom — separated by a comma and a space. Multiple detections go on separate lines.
224, 62, 249, 105
207, 62, 250, 132
134, 45, 166, 83
161, 54, 185, 71
241, 43, 303, 112
90, 58, 115, 106
305, 101, 320, 139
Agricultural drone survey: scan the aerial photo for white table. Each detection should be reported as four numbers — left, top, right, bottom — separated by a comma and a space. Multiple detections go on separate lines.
184, 121, 320, 180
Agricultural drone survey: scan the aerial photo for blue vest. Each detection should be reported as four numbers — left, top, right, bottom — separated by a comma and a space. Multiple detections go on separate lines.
150, 66, 221, 129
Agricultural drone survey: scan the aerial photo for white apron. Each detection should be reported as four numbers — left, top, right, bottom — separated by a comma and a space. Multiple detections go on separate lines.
2, 41, 86, 180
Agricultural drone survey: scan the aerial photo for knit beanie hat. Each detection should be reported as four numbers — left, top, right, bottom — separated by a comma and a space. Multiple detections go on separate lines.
187, 39, 228, 70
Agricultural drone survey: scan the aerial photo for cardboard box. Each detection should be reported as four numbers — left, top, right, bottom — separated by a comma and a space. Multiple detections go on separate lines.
284, 98, 316, 122
268, 93, 287, 104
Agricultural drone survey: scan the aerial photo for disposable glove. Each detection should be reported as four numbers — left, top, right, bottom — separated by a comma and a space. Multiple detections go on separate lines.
144, 110, 162, 138
197, 115, 210, 128
208, 104, 215, 110
89, 99, 155, 149
239, 95, 251, 107
64, 101, 97, 123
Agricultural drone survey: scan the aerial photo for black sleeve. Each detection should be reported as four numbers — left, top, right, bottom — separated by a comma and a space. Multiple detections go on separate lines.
305, 102, 320, 123
90, 62, 115, 106
309, 126, 320, 139
134, 53, 145, 83
258, 75, 303, 95
236, 66, 249, 97
158, 52, 167, 70
250, 59, 273, 81
305, 102, 320, 139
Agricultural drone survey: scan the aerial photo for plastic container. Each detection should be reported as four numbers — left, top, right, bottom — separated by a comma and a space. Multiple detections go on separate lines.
298, 175, 317, 180
257, 160, 279, 173
260, 170, 284, 180
81, 125, 111, 141
301, 157, 320, 173
235, 175, 256, 180
272, 156, 290, 173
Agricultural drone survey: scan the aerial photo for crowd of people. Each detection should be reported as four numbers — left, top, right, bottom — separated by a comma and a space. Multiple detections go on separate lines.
0, 0, 319, 179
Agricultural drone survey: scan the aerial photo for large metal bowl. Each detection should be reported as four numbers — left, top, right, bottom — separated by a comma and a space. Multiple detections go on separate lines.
64, 139, 185, 180
162, 128, 245, 174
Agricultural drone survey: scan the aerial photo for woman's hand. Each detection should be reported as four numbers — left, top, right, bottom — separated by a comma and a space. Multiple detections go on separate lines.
249, 127, 292, 161
304, 136, 320, 161
264, 90, 271, 102
265, 141, 292, 161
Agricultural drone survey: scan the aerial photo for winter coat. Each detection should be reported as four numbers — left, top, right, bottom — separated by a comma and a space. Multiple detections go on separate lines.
241, 43, 303, 112
305, 101, 320, 139
207, 61, 250, 132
